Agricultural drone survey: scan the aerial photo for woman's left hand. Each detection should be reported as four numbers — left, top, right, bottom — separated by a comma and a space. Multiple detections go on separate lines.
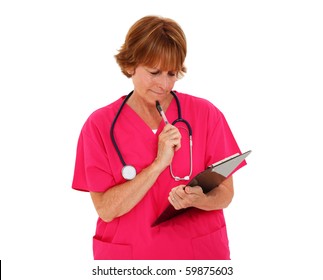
168, 177, 234, 211
168, 185, 205, 210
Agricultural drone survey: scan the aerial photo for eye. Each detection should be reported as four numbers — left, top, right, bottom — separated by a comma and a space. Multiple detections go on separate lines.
168, 71, 176, 77
145, 67, 160, 75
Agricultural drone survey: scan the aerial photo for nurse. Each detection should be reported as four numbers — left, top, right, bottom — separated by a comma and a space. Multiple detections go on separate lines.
71, 15, 245, 259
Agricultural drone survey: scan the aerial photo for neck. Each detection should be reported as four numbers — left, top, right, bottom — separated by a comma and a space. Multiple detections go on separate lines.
127, 92, 173, 129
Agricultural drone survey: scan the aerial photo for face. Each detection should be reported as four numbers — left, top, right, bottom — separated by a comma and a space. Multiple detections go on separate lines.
130, 65, 178, 105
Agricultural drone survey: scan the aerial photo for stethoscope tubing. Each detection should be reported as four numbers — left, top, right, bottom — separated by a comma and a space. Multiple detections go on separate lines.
110, 90, 193, 180
110, 92, 133, 167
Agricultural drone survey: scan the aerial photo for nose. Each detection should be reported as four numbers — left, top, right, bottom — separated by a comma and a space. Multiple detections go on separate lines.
156, 74, 170, 91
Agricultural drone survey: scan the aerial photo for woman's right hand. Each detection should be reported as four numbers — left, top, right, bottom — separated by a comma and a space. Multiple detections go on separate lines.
155, 124, 181, 169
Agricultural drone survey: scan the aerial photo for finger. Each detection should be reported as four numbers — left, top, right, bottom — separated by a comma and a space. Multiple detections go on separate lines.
163, 123, 179, 131
170, 186, 183, 199
159, 130, 181, 145
163, 136, 181, 151
174, 186, 186, 199
162, 125, 181, 139
169, 130, 182, 142
170, 188, 189, 209
168, 195, 181, 210
162, 123, 174, 132
184, 186, 203, 194
173, 140, 181, 151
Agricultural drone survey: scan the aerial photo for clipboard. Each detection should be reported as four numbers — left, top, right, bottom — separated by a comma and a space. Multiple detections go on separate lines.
152, 150, 252, 227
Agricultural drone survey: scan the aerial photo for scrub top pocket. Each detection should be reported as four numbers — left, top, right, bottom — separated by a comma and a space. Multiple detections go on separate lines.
93, 236, 133, 260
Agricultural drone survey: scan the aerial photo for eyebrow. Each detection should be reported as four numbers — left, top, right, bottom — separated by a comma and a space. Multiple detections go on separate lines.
145, 67, 176, 73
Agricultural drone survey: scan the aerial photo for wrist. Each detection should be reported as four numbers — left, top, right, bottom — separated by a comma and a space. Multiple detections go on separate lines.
194, 193, 213, 211
151, 157, 168, 174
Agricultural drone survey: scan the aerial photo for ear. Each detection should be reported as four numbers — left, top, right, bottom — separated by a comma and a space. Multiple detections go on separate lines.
126, 67, 135, 76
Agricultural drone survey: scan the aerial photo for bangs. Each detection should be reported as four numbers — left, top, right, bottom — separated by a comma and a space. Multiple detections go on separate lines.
143, 43, 183, 71
135, 29, 186, 75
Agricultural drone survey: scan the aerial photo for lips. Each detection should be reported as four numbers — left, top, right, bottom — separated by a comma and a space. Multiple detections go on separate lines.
151, 90, 166, 95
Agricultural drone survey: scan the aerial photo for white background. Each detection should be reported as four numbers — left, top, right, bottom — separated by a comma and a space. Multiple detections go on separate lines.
1, 0, 322, 279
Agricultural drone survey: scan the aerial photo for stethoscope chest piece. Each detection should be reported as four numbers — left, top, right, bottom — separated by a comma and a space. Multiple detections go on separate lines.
122, 165, 136, 180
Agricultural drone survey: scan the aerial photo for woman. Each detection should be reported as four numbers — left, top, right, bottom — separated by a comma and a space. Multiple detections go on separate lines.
72, 15, 245, 259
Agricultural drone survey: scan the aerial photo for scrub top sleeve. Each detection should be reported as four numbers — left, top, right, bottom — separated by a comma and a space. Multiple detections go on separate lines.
205, 105, 246, 173
71, 124, 115, 192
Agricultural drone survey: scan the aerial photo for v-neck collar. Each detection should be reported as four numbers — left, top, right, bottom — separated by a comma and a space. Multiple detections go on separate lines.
122, 96, 178, 137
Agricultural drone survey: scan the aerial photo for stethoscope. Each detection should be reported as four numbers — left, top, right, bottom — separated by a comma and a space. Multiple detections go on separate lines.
110, 90, 193, 181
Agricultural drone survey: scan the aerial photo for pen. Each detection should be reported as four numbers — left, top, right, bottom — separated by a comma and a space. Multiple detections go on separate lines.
155, 101, 169, 124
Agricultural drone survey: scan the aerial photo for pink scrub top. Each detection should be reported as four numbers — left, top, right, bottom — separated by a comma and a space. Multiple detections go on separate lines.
72, 91, 245, 260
